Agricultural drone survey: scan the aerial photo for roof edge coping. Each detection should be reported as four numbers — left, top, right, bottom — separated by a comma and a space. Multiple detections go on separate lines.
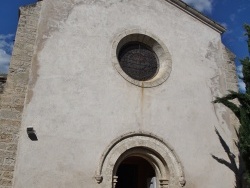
167, 0, 226, 33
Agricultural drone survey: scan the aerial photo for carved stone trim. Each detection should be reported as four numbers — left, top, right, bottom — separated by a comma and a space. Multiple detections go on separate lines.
94, 175, 103, 184
179, 176, 186, 187
95, 132, 185, 187
160, 178, 169, 188
112, 29, 172, 88
112, 176, 118, 188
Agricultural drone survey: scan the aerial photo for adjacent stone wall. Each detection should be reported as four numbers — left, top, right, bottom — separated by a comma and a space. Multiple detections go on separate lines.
0, 3, 41, 187
222, 47, 239, 127
223, 47, 238, 92
221, 46, 240, 158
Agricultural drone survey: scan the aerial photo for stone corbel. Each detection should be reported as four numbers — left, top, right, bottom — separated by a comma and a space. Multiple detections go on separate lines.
94, 175, 103, 184
179, 176, 186, 187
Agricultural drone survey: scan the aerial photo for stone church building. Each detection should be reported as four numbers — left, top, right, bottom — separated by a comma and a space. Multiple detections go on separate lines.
0, 0, 239, 187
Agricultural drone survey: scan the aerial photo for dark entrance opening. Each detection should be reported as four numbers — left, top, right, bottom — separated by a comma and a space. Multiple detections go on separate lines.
116, 156, 156, 188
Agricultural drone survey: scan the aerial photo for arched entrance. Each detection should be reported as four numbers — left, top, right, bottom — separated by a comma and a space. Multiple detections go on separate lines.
115, 156, 156, 188
112, 147, 167, 188
95, 132, 186, 188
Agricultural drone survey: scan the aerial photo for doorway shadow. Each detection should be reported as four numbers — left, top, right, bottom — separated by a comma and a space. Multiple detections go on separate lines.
211, 128, 244, 188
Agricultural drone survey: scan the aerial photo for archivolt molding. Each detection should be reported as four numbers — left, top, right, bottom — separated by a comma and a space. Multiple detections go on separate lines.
95, 132, 185, 187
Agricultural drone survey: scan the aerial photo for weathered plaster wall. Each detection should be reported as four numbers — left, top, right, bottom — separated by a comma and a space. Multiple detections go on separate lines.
3, 0, 238, 187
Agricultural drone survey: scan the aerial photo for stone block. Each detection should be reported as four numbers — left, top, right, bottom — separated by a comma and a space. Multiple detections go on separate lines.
0, 134, 13, 143
0, 120, 21, 127
0, 110, 21, 120
6, 144, 17, 152
3, 158, 15, 166
0, 179, 12, 186
2, 172, 13, 180
0, 143, 7, 150
0, 165, 14, 172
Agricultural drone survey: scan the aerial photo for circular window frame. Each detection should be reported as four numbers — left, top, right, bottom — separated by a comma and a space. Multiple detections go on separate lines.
112, 29, 172, 88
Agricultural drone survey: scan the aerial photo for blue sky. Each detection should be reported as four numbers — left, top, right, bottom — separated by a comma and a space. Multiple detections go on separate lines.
0, 0, 249, 91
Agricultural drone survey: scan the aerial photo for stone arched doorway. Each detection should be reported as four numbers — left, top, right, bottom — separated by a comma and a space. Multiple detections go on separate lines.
95, 132, 186, 188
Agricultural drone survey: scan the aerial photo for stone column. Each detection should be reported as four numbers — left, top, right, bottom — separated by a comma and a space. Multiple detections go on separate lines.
159, 179, 169, 188
112, 176, 118, 188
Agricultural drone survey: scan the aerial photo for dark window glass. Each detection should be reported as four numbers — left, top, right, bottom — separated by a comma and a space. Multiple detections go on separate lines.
118, 42, 158, 81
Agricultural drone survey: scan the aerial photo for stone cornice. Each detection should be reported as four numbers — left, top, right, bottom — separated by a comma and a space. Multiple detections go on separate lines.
166, 0, 226, 33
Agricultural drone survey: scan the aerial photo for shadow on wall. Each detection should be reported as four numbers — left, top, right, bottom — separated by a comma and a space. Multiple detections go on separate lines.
211, 128, 244, 188
0, 74, 7, 94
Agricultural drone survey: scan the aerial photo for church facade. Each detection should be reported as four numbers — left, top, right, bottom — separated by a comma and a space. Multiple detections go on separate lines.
0, 0, 239, 187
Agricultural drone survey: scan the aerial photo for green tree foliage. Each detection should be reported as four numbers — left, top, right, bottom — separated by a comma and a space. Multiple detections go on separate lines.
214, 24, 250, 187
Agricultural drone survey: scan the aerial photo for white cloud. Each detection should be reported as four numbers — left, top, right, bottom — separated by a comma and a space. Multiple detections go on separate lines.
0, 34, 14, 74
182, 0, 213, 13
238, 79, 246, 93
237, 7, 246, 13
236, 65, 243, 78
0, 34, 14, 40
220, 22, 228, 29
219, 22, 233, 35
236, 65, 246, 93
230, 14, 235, 22
0, 49, 11, 74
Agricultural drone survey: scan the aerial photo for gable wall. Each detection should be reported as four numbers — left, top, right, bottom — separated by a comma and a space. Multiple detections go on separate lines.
0, 0, 238, 187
